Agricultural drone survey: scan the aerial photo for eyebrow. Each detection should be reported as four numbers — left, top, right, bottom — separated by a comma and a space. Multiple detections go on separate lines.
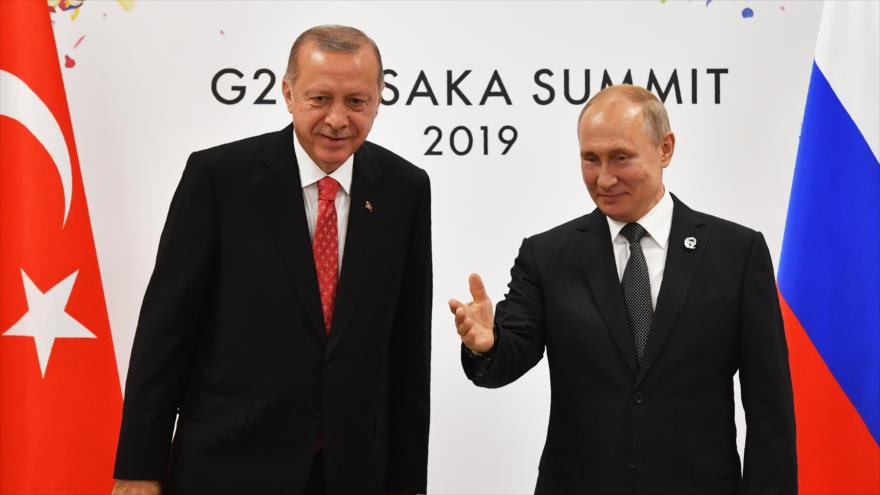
608, 147, 634, 155
581, 146, 633, 157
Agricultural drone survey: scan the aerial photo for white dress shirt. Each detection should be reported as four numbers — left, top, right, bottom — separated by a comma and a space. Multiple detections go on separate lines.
293, 131, 353, 274
607, 187, 674, 310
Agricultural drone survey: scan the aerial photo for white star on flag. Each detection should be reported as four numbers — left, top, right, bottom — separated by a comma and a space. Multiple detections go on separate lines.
2, 268, 96, 378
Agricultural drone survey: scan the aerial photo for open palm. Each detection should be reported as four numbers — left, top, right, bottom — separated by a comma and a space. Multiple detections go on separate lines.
448, 273, 495, 353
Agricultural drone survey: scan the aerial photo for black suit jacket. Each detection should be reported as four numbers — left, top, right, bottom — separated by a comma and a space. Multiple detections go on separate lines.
115, 125, 432, 495
464, 196, 796, 494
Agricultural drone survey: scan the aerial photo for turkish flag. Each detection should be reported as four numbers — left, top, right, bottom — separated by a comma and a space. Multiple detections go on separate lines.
0, 2, 123, 494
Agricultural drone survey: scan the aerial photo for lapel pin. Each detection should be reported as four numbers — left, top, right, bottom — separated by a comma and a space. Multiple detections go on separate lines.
365, 200, 373, 213
683, 236, 697, 250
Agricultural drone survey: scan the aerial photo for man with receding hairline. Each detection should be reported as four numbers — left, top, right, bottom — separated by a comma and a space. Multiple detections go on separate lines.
451, 85, 796, 493
113, 25, 431, 495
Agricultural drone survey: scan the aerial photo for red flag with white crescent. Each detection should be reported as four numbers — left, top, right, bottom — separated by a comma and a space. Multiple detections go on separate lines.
0, 1, 122, 493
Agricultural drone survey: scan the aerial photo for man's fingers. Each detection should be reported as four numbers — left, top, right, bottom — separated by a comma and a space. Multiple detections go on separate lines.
468, 273, 489, 302
455, 307, 471, 336
448, 298, 462, 315
111, 480, 161, 495
452, 275, 491, 341
454, 306, 467, 325
464, 328, 479, 348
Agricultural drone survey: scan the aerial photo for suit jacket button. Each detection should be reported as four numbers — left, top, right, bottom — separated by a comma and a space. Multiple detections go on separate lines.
325, 360, 332, 369
633, 392, 644, 404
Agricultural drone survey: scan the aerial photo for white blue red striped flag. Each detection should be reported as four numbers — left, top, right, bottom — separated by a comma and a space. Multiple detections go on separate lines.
778, 1, 879, 493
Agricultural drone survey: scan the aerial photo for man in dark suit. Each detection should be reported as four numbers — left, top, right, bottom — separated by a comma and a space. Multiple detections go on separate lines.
450, 85, 796, 493
113, 25, 431, 495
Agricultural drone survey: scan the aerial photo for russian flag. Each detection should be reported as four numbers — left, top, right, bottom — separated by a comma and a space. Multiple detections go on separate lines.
778, 1, 880, 493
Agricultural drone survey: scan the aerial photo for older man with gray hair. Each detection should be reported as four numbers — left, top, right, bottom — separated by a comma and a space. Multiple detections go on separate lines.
114, 25, 431, 495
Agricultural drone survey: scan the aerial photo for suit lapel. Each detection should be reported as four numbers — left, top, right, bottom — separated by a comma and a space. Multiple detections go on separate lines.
636, 195, 710, 386
262, 125, 326, 344
572, 210, 638, 376
326, 144, 381, 357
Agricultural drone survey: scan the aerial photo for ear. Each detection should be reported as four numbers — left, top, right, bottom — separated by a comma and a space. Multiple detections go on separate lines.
374, 82, 385, 117
281, 77, 295, 114
659, 132, 675, 169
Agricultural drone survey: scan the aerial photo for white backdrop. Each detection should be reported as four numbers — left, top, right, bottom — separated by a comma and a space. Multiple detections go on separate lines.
51, 2, 822, 492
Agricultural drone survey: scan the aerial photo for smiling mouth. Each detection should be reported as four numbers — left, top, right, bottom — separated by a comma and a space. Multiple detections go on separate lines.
318, 135, 351, 146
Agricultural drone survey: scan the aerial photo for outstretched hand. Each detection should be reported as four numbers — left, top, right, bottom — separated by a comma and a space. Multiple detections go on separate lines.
448, 273, 495, 354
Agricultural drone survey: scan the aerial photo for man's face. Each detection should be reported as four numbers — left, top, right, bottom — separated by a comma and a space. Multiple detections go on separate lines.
578, 99, 674, 223
282, 43, 381, 172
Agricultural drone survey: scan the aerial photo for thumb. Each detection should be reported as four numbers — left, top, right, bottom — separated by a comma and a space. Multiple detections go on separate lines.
468, 273, 489, 303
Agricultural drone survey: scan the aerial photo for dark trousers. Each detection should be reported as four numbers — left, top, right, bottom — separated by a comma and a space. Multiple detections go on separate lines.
304, 451, 325, 495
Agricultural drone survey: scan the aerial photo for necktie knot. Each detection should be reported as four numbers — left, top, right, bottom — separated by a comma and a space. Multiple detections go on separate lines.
318, 177, 340, 201
620, 222, 648, 245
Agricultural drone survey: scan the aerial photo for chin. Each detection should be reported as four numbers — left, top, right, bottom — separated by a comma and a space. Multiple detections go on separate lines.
600, 206, 634, 223
317, 150, 351, 165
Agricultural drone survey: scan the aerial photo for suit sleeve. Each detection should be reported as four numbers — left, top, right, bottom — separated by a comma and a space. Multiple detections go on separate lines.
462, 237, 546, 388
386, 171, 432, 493
738, 231, 798, 493
114, 153, 217, 480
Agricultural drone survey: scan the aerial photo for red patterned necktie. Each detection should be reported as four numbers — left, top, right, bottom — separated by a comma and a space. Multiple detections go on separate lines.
313, 177, 340, 334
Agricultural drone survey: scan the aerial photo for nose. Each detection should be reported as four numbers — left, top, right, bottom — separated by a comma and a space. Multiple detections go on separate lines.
596, 165, 617, 189
324, 102, 348, 129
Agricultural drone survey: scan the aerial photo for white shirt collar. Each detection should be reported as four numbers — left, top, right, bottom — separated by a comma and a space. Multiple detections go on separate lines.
293, 129, 353, 195
607, 186, 674, 249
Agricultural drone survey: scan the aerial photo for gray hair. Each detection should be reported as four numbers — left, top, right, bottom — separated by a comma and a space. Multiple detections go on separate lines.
284, 25, 384, 87
578, 84, 671, 145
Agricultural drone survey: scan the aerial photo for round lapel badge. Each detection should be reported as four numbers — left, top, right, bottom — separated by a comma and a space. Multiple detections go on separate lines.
684, 236, 697, 250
